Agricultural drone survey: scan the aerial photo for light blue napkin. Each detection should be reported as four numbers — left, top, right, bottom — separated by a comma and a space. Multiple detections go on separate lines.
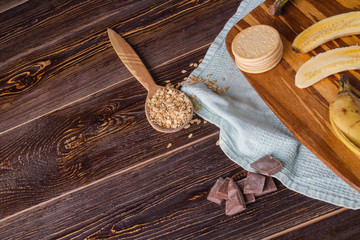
182, 0, 360, 209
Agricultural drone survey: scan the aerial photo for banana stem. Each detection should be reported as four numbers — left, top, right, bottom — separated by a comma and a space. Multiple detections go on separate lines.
268, 0, 290, 16
339, 74, 351, 93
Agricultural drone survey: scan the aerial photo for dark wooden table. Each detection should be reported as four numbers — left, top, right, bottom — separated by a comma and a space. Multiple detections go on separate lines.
1, 0, 359, 239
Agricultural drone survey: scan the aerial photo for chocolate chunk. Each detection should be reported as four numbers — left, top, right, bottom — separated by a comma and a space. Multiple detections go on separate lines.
207, 178, 225, 205
255, 176, 277, 196
243, 172, 266, 194
250, 155, 283, 175
236, 179, 256, 204
216, 177, 230, 200
225, 179, 246, 216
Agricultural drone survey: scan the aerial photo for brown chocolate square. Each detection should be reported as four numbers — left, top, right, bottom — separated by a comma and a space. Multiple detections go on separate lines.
243, 172, 266, 194
207, 178, 225, 205
255, 176, 277, 196
250, 155, 282, 175
236, 179, 256, 204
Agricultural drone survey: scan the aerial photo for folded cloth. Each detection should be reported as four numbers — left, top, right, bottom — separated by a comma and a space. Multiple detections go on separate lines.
182, 0, 360, 209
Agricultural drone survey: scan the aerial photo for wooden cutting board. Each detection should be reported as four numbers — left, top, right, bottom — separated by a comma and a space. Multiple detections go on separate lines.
226, 0, 360, 192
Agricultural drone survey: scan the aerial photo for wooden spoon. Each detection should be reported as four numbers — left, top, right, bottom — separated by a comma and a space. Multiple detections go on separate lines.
107, 28, 193, 133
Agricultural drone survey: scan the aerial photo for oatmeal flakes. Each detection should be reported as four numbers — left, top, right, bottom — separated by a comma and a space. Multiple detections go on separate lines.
147, 86, 193, 129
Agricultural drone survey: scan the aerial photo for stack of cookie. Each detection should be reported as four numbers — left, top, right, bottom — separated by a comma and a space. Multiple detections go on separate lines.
231, 24, 283, 74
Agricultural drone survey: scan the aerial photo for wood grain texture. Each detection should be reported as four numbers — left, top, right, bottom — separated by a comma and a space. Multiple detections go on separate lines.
0, 134, 343, 240
0, 0, 240, 134
0, 0, 28, 14
0, 47, 217, 219
225, 0, 360, 191
274, 208, 360, 239
2, 0, 360, 239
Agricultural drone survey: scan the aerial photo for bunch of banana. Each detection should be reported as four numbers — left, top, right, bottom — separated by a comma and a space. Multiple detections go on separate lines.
329, 74, 360, 156
292, 11, 360, 155
292, 11, 360, 53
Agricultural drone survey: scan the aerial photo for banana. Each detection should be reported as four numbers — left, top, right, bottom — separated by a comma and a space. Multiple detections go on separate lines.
329, 74, 360, 156
292, 11, 360, 53
329, 114, 360, 157
295, 45, 360, 88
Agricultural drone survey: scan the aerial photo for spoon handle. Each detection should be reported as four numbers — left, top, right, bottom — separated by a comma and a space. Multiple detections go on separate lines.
107, 28, 158, 92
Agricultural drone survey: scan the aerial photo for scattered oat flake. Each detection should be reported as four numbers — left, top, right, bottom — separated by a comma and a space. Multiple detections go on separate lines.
221, 86, 230, 93
216, 140, 220, 146
190, 63, 194, 67
194, 63, 198, 67
199, 58, 203, 63
184, 124, 191, 129
165, 80, 171, 83
207, 74, 213, 77
167, 143, 172, 148
181, 70, 187, 73
204, 120, 208, 124
188, 133, 193, 138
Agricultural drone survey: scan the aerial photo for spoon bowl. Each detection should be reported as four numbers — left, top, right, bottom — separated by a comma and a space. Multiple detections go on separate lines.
145, 86, 194, 133
107, 28, 193, 133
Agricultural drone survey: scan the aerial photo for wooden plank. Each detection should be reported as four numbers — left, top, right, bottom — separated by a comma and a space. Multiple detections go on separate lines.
0, 47, 219, 219
0, 0, 28, 13
0, 134, 346, 239
0, 0, 241, 134
225, 0, 360, 191
0, 0, 164, 63
272, 208, 360, 239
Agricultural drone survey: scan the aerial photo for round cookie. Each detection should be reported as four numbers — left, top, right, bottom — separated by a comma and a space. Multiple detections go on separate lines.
232, 25, 281, 61
231, 24, 283, 74
235, 44, 283, 73
238, 42, 283, 67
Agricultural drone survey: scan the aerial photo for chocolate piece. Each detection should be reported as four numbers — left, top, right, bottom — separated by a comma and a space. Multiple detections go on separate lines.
216, 177, 230, 200
207, 178, 225, 205
250, 155, 283, 175
236, 179, 256, 204
225, 179, 246, 216
255, 176, 277, 196
243, 172, 266, 194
